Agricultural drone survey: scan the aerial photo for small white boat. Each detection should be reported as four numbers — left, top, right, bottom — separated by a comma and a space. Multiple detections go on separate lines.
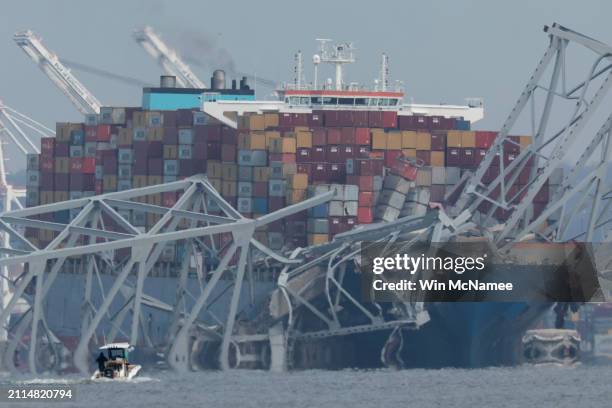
522, 329, 580, 366
91, 342, 142, 380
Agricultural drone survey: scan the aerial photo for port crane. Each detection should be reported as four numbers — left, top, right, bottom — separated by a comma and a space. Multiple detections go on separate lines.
13, 30, 102, 115
133, 26, 207, 89
0, 23, 609, 375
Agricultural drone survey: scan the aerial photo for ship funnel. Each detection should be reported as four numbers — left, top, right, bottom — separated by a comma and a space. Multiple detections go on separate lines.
160, 75, 177, 88
211, 70, 226, 90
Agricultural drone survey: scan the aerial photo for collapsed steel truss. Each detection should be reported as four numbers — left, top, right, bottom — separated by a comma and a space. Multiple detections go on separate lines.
450, 23, 612, 245
0, 23, 610, 375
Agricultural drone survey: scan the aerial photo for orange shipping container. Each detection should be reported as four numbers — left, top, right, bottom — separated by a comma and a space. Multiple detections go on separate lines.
519, 135, 532, 149
290, 173, 308, 189
265, 131, 281, 146
371, 129, 386, 149
461, 131, 476, 148
308, 233, 328, 245
296, 131, 313, 148
402, 148, 417, 158
430, 151, 445, 167
264, 113, 279, 128
416, 132, 432, 150
281, 137, 297, 153
386, 131, 402, 150
402, 131, 417, 148
447, 131, 462, 147
248, 115, 265, 131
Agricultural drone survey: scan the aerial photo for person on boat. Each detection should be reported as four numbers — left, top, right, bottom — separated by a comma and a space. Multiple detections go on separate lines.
96, 352, 108, 372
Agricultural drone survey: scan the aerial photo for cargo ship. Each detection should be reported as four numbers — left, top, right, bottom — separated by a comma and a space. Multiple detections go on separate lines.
18, 39, 561, 371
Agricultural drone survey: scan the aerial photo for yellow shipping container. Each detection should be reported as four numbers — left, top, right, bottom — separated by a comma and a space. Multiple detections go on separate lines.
208, 177, 222, 192
164, 145, 178, 159
308, 234, 329, 246
519, 135, 532, 149
402, 131, 417, 148
387, 131, 402, 150
264, 113, 279, 128
371, 129, 386, 150
290, 173, 308, 189
147, 127, 164, 141
431, 151, 445, 167
132, 111, 146, 127
222, 181, 237, 197
461, 131, 476, 148
447, 131, 462, 147
54, 191, 69, 202
148, 176, 162, 185
416, 132, 432, 150
253, 166, 270, 182
265, 131, 281, 146
296, 131, 313, 148
286, 189, 307, 204
55, 158, 70, 174
282, 137, 297, 153
248, 115, 265, 131
147, 193, 162, 206
402, 148, 417, 158
104, 175, 119, 190
222, 163, 238, 181
207, 161, 223, 179
240, 132, 265, 150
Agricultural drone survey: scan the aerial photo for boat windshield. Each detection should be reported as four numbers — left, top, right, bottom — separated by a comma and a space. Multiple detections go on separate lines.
107, 348, 126, 360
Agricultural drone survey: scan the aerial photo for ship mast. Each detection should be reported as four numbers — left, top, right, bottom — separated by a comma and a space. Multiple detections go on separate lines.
316, 39, 355, 91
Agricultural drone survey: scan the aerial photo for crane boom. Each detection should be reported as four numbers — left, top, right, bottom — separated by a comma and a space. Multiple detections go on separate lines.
133, 26, 206, 89
13, 30, 102, 115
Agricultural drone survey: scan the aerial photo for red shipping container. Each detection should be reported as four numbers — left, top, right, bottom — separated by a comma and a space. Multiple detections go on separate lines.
192, 143, 207, 160
148, 158, 163, 175
443, 117, 457, 130
382, 111, 398, 128
461, 148, 476, 167
358, 191, 375, 207
503, 151, 517, 166
329, 217, 344, 235
483, 165, 499, 184
207, 142, 221, 158
503, 137, 520, 153
398, 115, 416, 130
326, 145, 342, 163
355, 127, 371, 145
428, 116, 444, 130
416, 150, 431, 166
40, 173, 54, 189
308, 111, 324, 127
55, 142, 70, 157
311, 146, 326, 162
70, 158, 83, 173
347, 175, 374, 191
430, 185, 446, 202
312, 128, 327, 146
41, 137, 55, 154
535, 183, 549, 203
269, 153, 295, 163
328, 163, 346, 182
82, 157, 96, 174
357, 146, 371, 158
446, 148, 460, 166
221, 144, 236, 162
475, 131, 496, 149
338, 111, 355, 127
95, 180, 103, 195
323, 111, 340, 127
415, 115, 428, 130
222, 127, 237, 145
207, 124, 223, 142
353, 111, 369, 127
430, 132, 447, 150
96, 125, 111, 142
389, 160, 418, 181
84, 126, 97, 142
475, 148, 487, 165
343, 145, 355, 159
296, 148, 311, 163
358, 207, 373, 224
312, 163, 328, 181
163, 127, 178, 144
327, 128, 342, 144
341, 127, 356, 144
368, 111, 383, 128
384, 150, 403, 167
40, 156, 54, 172
519, 166, 531, 184
163, 192, 178, 207
253, 181, 267, 197
54, 174, 69, 190
297, 163, 312, 174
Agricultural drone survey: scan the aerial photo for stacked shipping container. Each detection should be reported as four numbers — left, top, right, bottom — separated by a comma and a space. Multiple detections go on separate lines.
26, 107, 538, 252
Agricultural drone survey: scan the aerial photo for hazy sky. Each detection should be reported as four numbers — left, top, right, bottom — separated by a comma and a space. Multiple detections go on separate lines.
0, 0, 611, 132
